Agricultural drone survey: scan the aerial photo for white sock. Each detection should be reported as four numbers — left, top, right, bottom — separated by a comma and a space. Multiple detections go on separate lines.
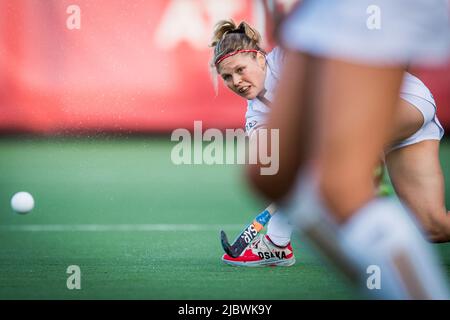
340, 198, 449, 299
281, 170, 362, 284
266, 210, 293, 247
282, 169, 449, 299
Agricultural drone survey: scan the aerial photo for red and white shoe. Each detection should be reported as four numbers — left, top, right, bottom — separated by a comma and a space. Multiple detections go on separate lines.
221, 234, 295, 267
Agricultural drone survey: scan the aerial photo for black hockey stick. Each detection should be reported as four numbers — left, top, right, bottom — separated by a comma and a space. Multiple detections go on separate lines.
220, 204, 277, 258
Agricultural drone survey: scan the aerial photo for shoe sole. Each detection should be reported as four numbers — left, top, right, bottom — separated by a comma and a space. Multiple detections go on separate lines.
221, 256, 296, 267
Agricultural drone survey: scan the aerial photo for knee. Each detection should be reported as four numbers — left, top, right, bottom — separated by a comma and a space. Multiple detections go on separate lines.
419, 212, 450, 243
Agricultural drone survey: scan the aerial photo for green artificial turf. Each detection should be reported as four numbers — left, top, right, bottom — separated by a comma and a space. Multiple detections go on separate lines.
0, 136, 449, 299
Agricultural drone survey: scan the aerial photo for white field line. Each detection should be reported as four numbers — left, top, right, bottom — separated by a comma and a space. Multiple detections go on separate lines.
0, 224, 245, 232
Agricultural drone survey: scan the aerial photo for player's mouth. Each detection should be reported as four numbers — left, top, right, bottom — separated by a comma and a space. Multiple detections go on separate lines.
238, 86, 251, 95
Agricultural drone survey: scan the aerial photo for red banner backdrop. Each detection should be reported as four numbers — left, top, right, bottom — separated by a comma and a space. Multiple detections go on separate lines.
0, 0, 449, 134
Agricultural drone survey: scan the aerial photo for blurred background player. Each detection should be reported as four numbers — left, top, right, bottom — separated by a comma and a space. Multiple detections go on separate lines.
244, 0, 450, 299
211, 19, 450, 269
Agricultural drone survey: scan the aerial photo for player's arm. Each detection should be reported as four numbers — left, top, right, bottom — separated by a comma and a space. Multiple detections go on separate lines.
219, 116, 278, 257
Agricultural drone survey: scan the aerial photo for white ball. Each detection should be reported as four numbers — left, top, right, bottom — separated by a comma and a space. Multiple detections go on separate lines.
11, 191, 35, 214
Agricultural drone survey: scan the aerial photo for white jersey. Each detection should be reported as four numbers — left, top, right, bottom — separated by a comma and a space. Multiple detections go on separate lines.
245, 48, 437, 131
244, 47, 283, 135
244, 47, 443, 148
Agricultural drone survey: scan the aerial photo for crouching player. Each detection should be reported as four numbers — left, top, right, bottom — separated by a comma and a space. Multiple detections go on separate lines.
210, 19, 450, 269
210, 20, 295, 267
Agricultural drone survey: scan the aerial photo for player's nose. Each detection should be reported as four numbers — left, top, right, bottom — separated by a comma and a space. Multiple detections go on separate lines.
232, 74, 242, 87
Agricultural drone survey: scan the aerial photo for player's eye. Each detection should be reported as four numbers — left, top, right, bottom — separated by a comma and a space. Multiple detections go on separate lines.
222, 74, 231, 81
237, 67, 245, 74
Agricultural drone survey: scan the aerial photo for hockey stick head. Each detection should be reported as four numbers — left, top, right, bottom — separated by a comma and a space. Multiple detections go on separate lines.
220, 230, 238, 257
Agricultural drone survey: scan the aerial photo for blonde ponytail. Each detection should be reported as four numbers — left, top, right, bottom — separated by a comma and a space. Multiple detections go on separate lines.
210, 19, 264, 67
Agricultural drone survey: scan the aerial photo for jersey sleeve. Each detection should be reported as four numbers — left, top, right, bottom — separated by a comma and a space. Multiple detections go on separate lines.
266, 46, 285, 78
245, 101, 269, 136
245, 114, 267, 136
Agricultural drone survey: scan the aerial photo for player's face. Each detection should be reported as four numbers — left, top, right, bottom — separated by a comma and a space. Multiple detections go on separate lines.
218, 53, 266, 100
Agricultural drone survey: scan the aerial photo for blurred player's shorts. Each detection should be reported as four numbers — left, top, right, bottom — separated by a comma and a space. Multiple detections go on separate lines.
281, 0, 450, 66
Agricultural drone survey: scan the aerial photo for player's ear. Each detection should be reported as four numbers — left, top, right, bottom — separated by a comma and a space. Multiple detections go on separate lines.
256, 52, 266, 69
